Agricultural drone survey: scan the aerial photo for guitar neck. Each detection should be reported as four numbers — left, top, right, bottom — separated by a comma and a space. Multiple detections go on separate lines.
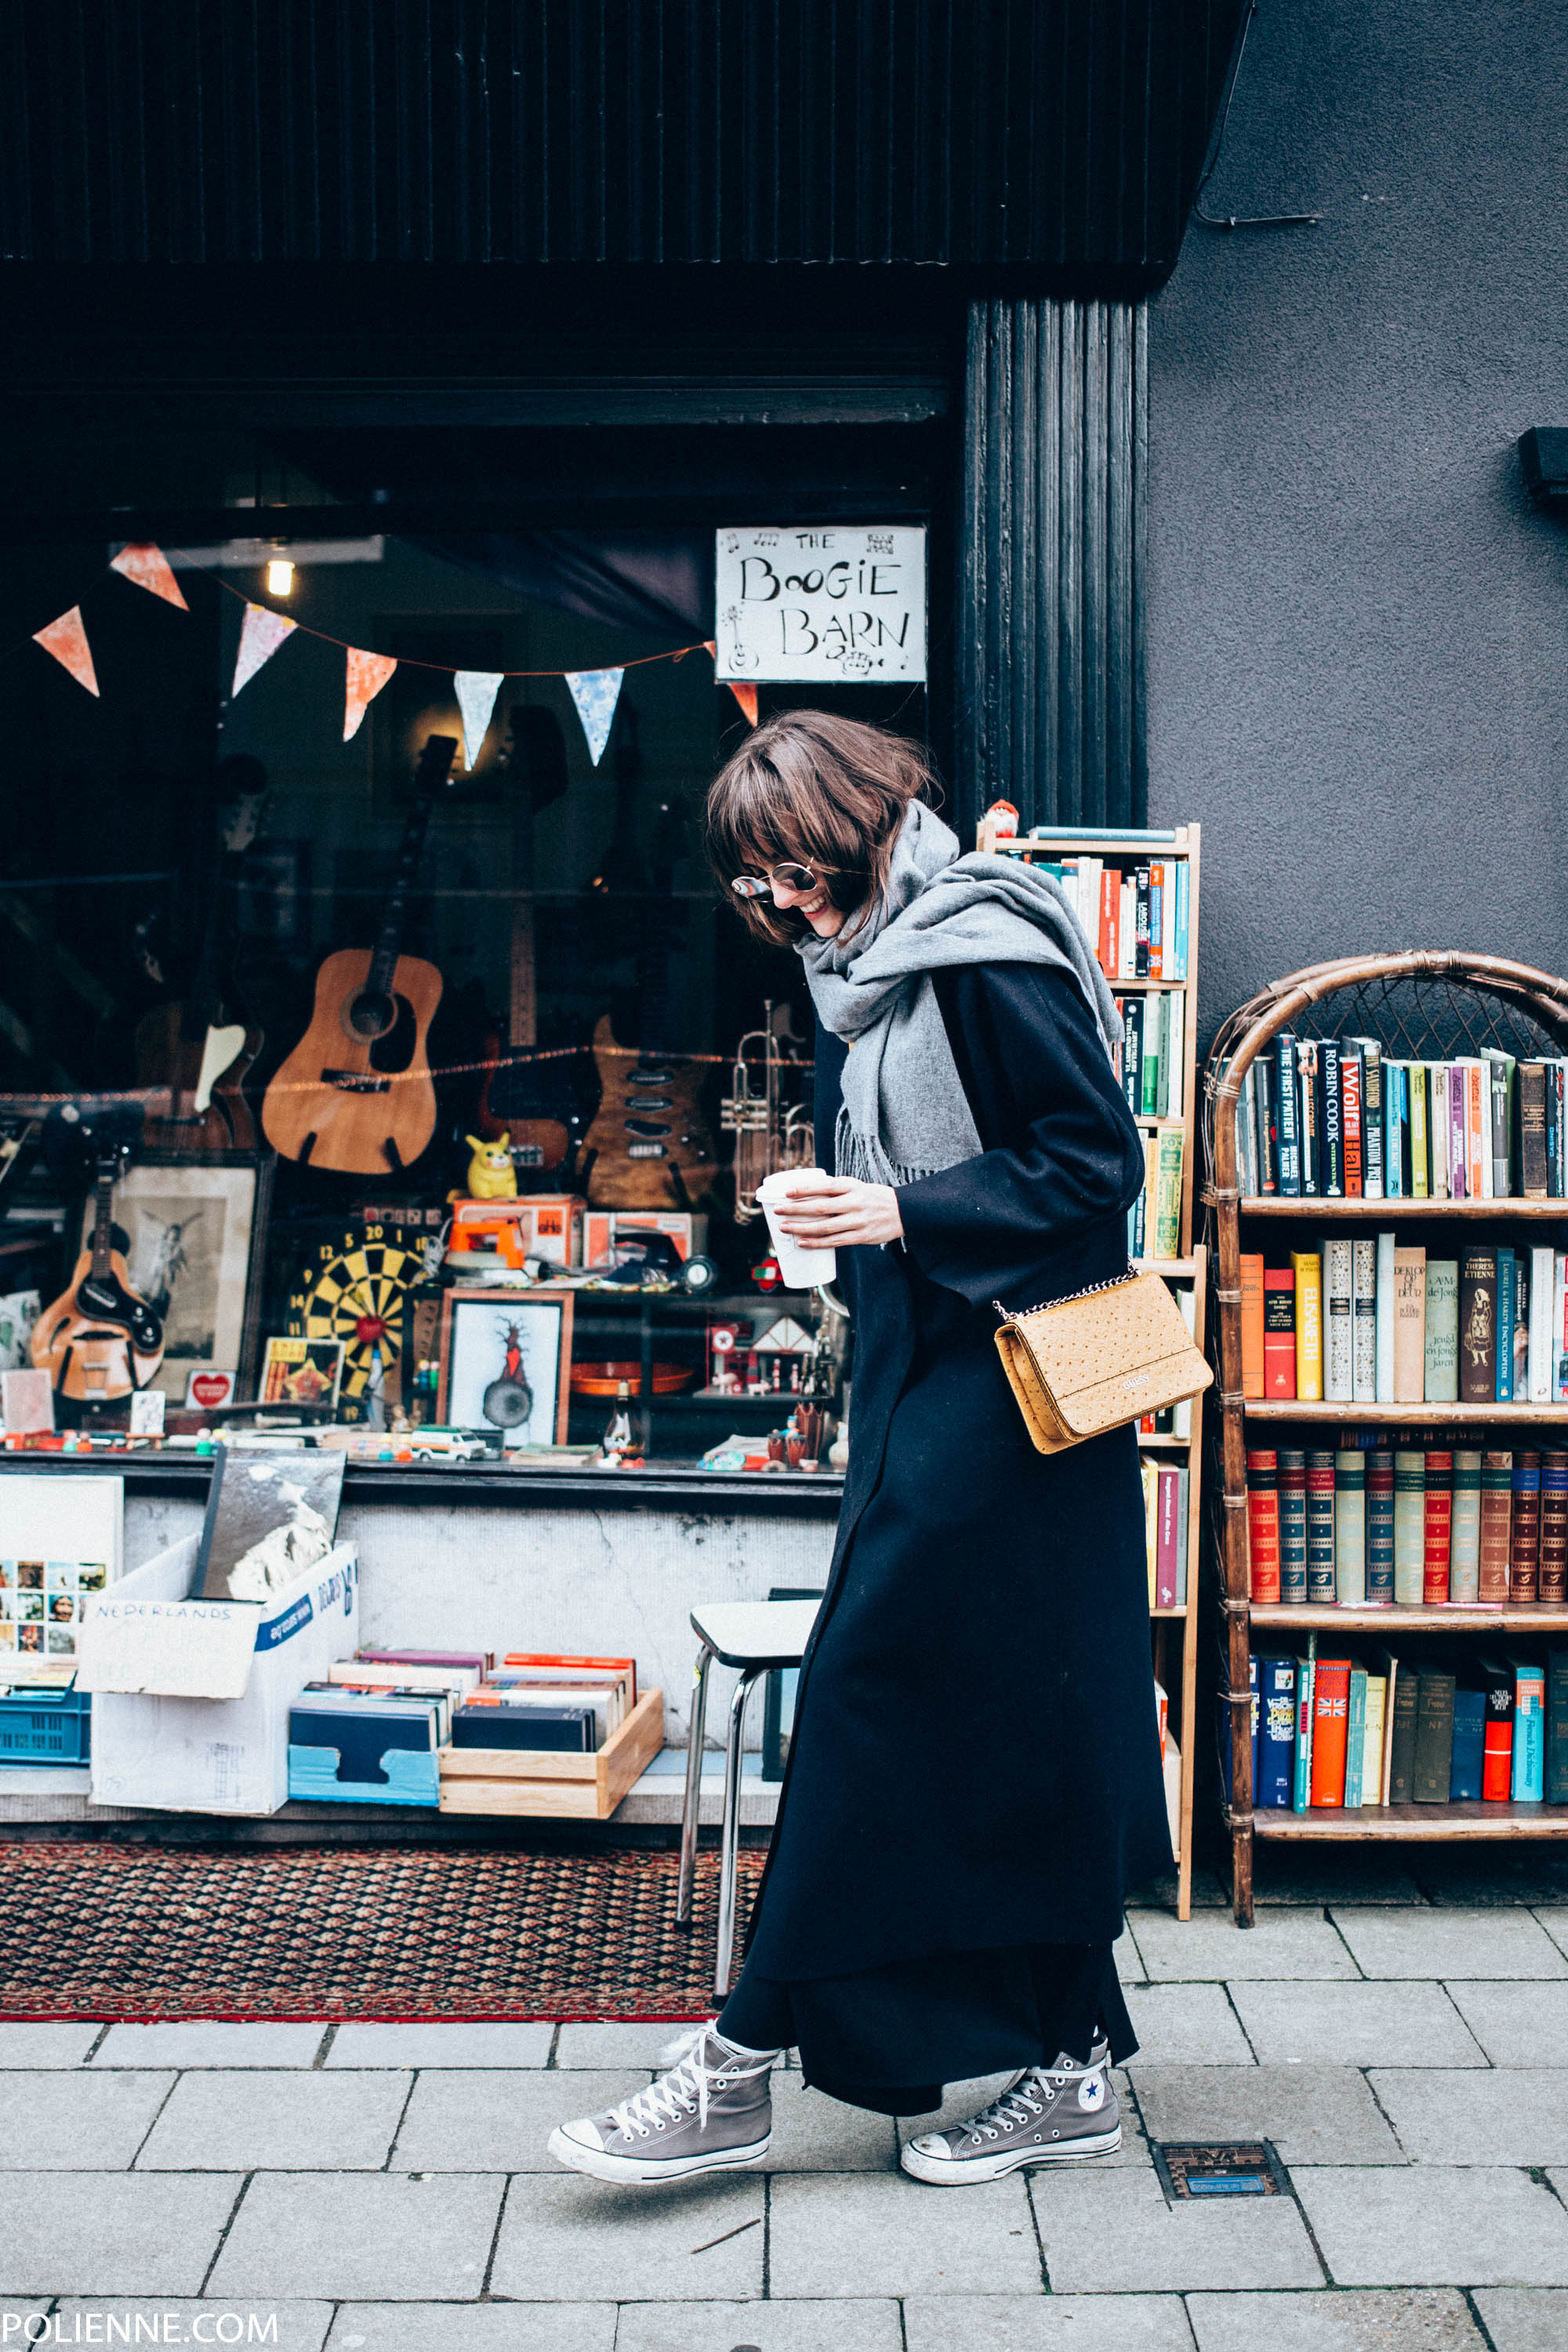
88, 1165, 116, 1280
366, 738, 456, 1000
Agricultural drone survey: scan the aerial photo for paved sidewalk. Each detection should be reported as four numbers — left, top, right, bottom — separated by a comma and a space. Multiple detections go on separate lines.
5, 1888, 1568, 2347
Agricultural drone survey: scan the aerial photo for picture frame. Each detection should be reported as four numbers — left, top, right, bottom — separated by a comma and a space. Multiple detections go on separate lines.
259, 1335, 346, 1412
437, 1286, 575, 1445
89, 1153, 273, 1403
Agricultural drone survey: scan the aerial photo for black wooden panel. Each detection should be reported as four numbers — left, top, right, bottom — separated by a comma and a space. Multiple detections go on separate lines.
958, 296, 1148, 839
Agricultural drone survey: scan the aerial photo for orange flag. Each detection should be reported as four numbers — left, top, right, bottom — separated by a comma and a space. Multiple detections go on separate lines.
109, 543, 189, 610
33, 608, 100, 696
728, 681, 760, 726
343, 648, 397, 741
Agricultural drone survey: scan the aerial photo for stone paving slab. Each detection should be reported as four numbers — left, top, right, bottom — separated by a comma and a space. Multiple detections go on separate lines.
94, 2022, 328, 2069
1370, 2067, 1568, 2165
1471, 2288, 1568, 2350
492, 2172, 764, 2302
1127, 1910, 1358, 1982
1294, 2165, 1568, 2287
136, 2068, 411, 2172
327, 2022, 555, 2068
1028, 2167, 1322, 2293
327, 2304, 616, 2351
554, 2024, 708, 2069
209, 2172, 504, 2301
56, 2304, 333, 2352
0, 2067, 174, 2168
1121, 1985, 1256, 2066
0, 2024, 103, 2067
1228, 1981, 1485, 2067
1128, 2063, 1405, 2165
1185, 2287, 1485, 2349
768, 2169, 1040, 2299
1330, 1907, 1568, 1980
0, 2172, 242, 2295
1534, 1907, 1568, 1960
615, 2300, 905, 2350
764, 2078, 900, 2170
902, 2292, 1196, 2348
393, 2068, 648, 2172
1445, 1982, 1568, 2067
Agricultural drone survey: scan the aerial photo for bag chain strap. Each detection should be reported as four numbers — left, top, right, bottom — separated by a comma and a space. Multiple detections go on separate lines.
993, 1259, 1139, 1327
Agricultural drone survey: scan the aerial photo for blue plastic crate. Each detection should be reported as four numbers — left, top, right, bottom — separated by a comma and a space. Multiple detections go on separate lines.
0, 1686, 90, 1764
288, 1743, 440, 1807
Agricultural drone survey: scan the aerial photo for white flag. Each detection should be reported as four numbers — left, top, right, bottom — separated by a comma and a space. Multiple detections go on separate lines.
454, 670, 505, 771
232, 603, 298, 697
565, 666, 624, 765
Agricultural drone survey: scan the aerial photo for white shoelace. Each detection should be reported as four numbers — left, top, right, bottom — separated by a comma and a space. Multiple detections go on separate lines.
606, 2042, 768, 2139
966, 2068, 1057, 2137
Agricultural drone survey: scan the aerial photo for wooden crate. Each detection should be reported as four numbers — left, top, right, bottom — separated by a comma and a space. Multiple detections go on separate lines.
437, 1686, 665, 1819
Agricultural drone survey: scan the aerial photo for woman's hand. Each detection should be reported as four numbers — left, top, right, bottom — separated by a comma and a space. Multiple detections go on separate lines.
770, 1174, 904, 1250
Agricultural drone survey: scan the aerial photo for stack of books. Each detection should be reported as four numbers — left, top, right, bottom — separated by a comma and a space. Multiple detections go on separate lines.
1241, 1240, 1568, 1404
287, 1650, 492, 1806
1246, 1441, 1568, 1605
1140, 1461, 1192, 1608
1116, 991, 1186, 1122
1238, 1034, 1568, 1200
1014, 851, 1190, 985
451, 1652, 637, 1754
1243, 1641, 1568, 1809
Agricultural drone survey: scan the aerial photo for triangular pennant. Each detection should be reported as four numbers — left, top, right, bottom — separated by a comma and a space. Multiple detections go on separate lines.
564, 666, 624, 765
109, 543, 189, 610
33, 608, 99, 696
728, 681, 760, 727
343, 648, 397, 742
453, 670, 505, 770
231, 602, 298, 697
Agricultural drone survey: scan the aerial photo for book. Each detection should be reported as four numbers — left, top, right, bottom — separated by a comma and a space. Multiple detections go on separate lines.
1141, 996, 1161, 1116
1521, 1062, 1549, 1197
1258, 1655, 1298, 1809
1497, 1246, 1515, 1403
1134, 865, 1150, 977
1265, 1266, 1298, 1399
1375, 1230, 1396, 1403
1358, 1040, 1385, 1198
452, 1703, 596, 1752
1410, 1062, 1429, 1199
1548, 1650, 1568, 1805
1320, 1038, 1345, 1196
1486, 1049, 1513, 1198
1247, 1450, 1281, 1603
1413, 1670, 1457, 1803
1479, 1655, 1515, 1801
1173, 1465, 1191, 1603
1450, 1450, 1482, 1605
1254, 1053, 1278, 1193
1558, 1253, 1568, 1400
1510, 1451, 1542, 1604
1305, 1452, 1338, 1604
1294, 1635, 1316, 1811
1457, 1248, 1498, 1403
1156, 1465, 1186, 1607
1422, 1450, 1453, 1606
1238, 1065, 1258, 1196
1323, 1237, 1354, 1402
1512, 1660, 1546, 1802
1120, 993, 1144, 1116
1529, 1247, 1556, 1399
191, 1443, 347, 1604
1428, 1064, 1448, 1199
1341, 1041, 1364, 1197
1515, 1251, 1531, 1399
1392, 1247, 1427, 1403
1478, 1450, 1514, 1605
1335, 1450, 1367, 1605
1275, 1034, 1301, 1194
1352, 1236, 1377, 1403
1539, 1450, 1568, 1606
1310, 1657, 1353, 1807
1142, 1461, 1159, 1604
1371, 1647, 1399, 1805
1279, 1449, 1308, 1605
503, 1651, 640, 1704
1385, 1061, 1406, 1199
1153, 1130, 1183, 1259
1393, 1450, 1427, 1604
1366, 1450, 1395, 1605
1241, 1253, 1265, 1399
1450, 1686, 1486, 1801
1298, 1040, 1321, 1196
1344, 1664, 1369, 1806
1388, 1664, 1421, 1803
1466, 1058, 1487, 1201
1293, 1250, 1324, 1400
1423, 1259, 1459, 1403
1362, 1671, 1388, 1804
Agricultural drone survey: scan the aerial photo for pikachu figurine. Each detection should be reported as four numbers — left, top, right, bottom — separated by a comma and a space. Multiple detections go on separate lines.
459, 1134, 518, 1200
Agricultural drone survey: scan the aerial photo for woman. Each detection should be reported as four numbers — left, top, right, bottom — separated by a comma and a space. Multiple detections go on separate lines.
551, 713, 1171, 2190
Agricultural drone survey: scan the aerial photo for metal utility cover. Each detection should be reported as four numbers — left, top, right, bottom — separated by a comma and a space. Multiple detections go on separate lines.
1152, 2141, 1289, 2204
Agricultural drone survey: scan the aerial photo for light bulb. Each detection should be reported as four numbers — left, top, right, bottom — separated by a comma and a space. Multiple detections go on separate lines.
266, 557, 295, 597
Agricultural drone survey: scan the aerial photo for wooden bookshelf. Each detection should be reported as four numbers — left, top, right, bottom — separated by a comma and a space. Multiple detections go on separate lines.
1206, 948, 1568, 1925
981, 822, 1203, 1915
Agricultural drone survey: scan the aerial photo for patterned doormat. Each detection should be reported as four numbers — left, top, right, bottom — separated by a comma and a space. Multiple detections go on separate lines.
0, 1842, 768, 2021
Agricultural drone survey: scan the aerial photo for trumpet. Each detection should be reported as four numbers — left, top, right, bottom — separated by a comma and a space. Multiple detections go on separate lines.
722, 999, 815, 1221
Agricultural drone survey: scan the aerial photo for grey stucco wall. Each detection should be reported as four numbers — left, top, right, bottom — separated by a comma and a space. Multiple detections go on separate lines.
1146, 0, 1568, 1044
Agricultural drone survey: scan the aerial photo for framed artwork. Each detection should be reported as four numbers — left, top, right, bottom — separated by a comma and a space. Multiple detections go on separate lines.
90, 1155, 272, 1403
437, 1286, 575, 1445
259, 1336, 345, 1412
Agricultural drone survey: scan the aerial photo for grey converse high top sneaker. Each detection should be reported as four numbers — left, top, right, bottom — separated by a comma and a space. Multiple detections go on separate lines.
900, 2039, 1120, 2185
549, 2029, 777, 2184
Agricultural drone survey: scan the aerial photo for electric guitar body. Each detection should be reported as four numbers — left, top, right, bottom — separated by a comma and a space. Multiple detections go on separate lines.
262, 947, 444, 1177
32, 1150, 165, 1403
583, 1012, 720, 1208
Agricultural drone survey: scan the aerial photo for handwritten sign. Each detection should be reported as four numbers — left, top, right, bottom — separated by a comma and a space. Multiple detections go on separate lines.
716, 527, 927, 683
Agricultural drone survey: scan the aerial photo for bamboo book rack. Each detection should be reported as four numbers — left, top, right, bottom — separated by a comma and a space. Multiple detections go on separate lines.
1204, 950, 1568, 1926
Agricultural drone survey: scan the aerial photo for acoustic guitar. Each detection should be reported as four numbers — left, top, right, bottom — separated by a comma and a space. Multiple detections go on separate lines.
263, 735, 459, 1175
476, 707, 578, 1171
33, 1145, 165, 1403
135, 787, 267, 1153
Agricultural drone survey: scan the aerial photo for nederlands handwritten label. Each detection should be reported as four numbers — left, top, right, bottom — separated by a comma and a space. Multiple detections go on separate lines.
716, 527, 927, 682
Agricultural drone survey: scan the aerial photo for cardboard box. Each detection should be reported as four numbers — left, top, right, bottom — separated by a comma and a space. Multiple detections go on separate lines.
583, 1211, 707, 1269
78, 1534, 359, 1816
450, 1196, 585, 1267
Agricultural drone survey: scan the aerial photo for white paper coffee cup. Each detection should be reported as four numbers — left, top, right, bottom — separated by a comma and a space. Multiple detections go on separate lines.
756, 1168, 837, 1290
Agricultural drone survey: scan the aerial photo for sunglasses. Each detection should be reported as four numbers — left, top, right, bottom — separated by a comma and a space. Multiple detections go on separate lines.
731, 861, 822, 901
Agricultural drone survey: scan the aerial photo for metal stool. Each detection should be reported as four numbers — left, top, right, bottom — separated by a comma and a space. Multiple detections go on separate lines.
675, 1597, 822, 1999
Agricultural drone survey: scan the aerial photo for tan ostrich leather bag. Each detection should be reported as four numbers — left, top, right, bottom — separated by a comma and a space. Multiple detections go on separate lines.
993, 1268, 1213, 1455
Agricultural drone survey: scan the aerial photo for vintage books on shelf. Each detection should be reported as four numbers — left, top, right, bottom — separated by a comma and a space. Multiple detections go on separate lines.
1207, 949, 1568, 1926
978, 818, 1205, 1918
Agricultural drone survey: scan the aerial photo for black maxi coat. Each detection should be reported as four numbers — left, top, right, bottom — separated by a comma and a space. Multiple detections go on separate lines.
739, 956, 1173, 2109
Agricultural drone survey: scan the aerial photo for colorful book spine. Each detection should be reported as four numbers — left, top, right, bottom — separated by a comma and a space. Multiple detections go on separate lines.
1450, 1686, 1486, 1801
1539, 1450, 1568, 1606
1375, 1229, 1396, 1403
1450, 1451, 1481, 1606
1359, 1040, 1385, 1199
1352, 1236, 1377, 1403
1480, 1657, 1515, 1801
1278, 1450, 1308, 1605
1414, 1670, 1457, 1803
1457, 1247, 1498, 1403
1320, 1038, 1345, 1196
1262, 1267, 1297, 1399
1512, 1661, 1546, 1802
1362, 1672, 1388, 1804
1334, 1450, 1367, 1606
1294, 1636, 1316, 1812
1341, 1043, 1364, 1198
1310, 1657, 1353, 1808
1152, 1131, 1183, 1260
1392, 1246, 1427, 1403
1479, 1451, 1514, 1605
1410, 1062, 1429, 1199
1497, 1246, 1515, 1403
1323, 1237, 1353, 1402
1293, 1250, 1323, 1401
1275, 1033, 1301, 1196
1305, 1452, 1338, 1604
1258, 1655, 1298, 1809
1366, 1450, 1395, 1605
1520, 1062, 1549, 1197
1424, 1259, 1459, 1404
1423, 1450, 1453, 1606
1240, 1251, 1265, 1400
1510, 1451, 1542, 1603
1548, 1651, 1568, 1806
1393, 1450, 1427, 1604
1246, 1450, 1281, 1605
1344, 1665, 1369, 1806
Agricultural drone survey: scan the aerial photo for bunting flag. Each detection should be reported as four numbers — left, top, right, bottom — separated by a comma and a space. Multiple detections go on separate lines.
108, 543, 189, 610
454, 670, 505, 771
33, 608, 100, 696
565, 666, 624, 765
728, 682, 760, 726
232, 603, 298, 698
343, 648, 398, 742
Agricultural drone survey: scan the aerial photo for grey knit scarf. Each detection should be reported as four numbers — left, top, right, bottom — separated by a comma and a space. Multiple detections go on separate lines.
798, 802, 1123, 1187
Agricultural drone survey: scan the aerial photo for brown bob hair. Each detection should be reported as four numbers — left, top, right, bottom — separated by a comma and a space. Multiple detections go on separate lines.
704, 710, 939, 947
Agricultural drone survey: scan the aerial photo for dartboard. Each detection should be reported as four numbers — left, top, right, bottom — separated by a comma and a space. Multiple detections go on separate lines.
284, 1222, 434, 1424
